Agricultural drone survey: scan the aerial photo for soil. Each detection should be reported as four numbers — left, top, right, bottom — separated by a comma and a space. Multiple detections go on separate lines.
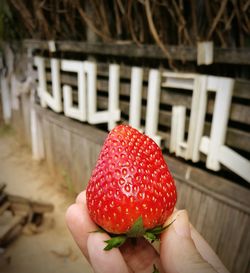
0, 125, 92, 273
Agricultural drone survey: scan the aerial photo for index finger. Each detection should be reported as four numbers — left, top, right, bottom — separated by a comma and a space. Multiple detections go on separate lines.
65, 190, 97, 261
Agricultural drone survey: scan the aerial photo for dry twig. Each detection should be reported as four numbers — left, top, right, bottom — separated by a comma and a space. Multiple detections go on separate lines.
207, 0, 228, 39
127, 0, 141, 45
34, 0, 50, 39
171, 0, 192, 45
114, 0, 122, 37
232, 0, 244, 46
205, 1, 227, 47
75, 1, 113, 42
145, 0, 176, 70
9, 0, 35, 35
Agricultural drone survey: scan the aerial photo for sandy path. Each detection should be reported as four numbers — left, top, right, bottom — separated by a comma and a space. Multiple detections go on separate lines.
0, 127, 92, 273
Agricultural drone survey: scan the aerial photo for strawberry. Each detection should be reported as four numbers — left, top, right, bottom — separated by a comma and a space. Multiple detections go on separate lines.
86, 124, 177, 250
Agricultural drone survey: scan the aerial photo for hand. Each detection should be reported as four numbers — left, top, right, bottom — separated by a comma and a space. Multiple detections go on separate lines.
66, 191, 229, 273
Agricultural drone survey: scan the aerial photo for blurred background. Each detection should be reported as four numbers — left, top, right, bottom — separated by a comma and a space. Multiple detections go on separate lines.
0, 1, 249, 273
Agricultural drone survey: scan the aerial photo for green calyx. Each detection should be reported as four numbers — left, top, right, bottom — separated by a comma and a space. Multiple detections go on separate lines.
104, 236, 127, 251
126, 216, 145, 237
103, 216, 175, 251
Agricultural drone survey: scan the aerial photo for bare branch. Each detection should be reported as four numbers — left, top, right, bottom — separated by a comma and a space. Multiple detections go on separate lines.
145, 0, 176, 70
75, 1, 113, 42
9, 0, 35, 35
207, 0, 228, 39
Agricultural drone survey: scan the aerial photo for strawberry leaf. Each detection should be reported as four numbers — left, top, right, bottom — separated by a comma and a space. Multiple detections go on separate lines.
147, 225, 167, 235
126, 216, 146, 238
104, 236, 126, 251
144, 232, 157, 242
147, 219, 176, 235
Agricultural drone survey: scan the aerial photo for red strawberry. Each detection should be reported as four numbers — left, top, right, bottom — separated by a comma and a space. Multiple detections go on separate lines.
86, 124, 177, 249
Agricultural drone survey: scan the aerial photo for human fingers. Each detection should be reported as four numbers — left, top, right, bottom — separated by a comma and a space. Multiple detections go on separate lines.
165, 209, 228, 272
65, 191, 97, 260
87, 232, 130, 273
120, 237, 164, 273
190, 225, 229, 273
75, 190, 86, 204
161, 210, 217, 273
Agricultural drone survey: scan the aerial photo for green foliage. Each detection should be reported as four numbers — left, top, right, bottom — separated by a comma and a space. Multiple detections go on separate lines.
102, 216, 175, 251
126, 216, 145, 238
104, 236, 126, 251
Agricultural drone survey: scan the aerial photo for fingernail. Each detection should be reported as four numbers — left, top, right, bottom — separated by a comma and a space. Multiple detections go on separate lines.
173, 210, 191, 238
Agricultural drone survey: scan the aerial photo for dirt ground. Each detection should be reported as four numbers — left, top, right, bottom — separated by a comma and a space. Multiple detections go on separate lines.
0, 126, 92, 273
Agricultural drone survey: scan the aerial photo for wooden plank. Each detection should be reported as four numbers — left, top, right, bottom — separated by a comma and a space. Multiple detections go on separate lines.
42, 118, 55, 174
39, 66, 250, 125
34, 104, 107, 145
185, 187, 203, 227
234, 79, 250, 100
232, 217, 250, 273
70, 134, 90, 192
8, 194, 54, 213
213, 203, 232, 269
194, 193, 209, 233
201, 198, 225, 251
27, 40, 196, 60
50, 123, 73, 188
207, 99, 250, 125
44, 71, 249, 119
225, 127, 250, 153
97, 63, 149, 80
11, 109, 25, 142
175, 179, 190, 210
225, 210, 248, 272
213, 47, 250, 65
1, 223, 23, 247
41, 61, 250, 98
58, 127, 73, 190
97, 97, 250, 153
181, 182, 193, 210
98, 79, 193, 109
0, 212, 27, 245
20, 93, 31, 146
51, 123, 63, 177
34, 105, 250, 212
164, 154, 250, 213
215, 206, 247, 271
187, 165, 250, 212
81, 138, 101, 189
97, 79, 250, 125
0, 202, 10, 215
25, 40, 250, 64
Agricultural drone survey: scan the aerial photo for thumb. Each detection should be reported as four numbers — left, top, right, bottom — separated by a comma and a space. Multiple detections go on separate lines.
160, 210, 217, 273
